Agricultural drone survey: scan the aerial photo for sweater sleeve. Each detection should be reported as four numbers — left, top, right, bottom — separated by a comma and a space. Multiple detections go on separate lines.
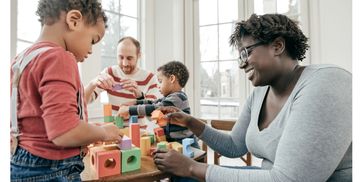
204, 68, 352, 182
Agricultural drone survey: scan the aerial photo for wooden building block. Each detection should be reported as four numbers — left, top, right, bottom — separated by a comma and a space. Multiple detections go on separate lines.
140, 136, 151, 156
156, 135, 166, 143
104, 116, 114, 123
129, 115, 138, 123
90, 145, 121, 179
120, 127, 129, 138
103, 104, 112, 116
118, 136, 132, 150
182, 138, 194, 158
151, 110, 168, 127
156, 141, 168, 150
153, 128, 165, 137
169, 142, 183, 153
121, 147, 141, 173
129, 123, 140, 147
114, 116, 124, 128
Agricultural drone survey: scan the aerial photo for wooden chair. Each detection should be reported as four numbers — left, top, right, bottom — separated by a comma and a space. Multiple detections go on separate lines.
200, 119, 252, 166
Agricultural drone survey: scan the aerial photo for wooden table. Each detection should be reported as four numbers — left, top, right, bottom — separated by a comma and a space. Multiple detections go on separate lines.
81, 147, 206, 182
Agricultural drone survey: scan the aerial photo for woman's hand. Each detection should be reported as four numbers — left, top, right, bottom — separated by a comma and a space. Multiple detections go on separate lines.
158, 106, 190, 127
153, 149, 196, 177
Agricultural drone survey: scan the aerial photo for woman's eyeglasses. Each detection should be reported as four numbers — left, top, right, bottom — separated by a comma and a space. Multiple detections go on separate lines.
238, 42, 265, 67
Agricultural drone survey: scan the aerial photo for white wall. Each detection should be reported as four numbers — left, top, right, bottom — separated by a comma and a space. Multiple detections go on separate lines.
309, 0, 352, 72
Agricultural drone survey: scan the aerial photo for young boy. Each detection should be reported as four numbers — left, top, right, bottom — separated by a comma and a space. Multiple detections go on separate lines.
10, 0, 121, 181
118, 61, 198, 148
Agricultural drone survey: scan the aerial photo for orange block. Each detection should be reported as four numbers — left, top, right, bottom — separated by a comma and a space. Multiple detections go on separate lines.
151, 110, 168, 127
169, 142, 183, 153
154, 128, 165, 137
90, 145, 120, 179
130, 123, 140, 147
103, 104, 112, 116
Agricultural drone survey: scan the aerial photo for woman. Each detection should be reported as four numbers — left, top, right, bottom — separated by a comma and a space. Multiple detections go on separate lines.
153, 14, 352, 182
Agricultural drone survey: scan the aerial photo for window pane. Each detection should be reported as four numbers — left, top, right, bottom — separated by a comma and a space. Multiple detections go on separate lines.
120, 0, 138, 17
120, 16, 138, 38
16, 41, 32, 54
199, 25, 218, 61
102, 0, 120, 12
220, 98, 240, 119
281, 0, 300, 21
17, 0, 40, 42
199, 0, 217, 25
200, 62, 219, 98
219, 61, 240, 98
218, 0, 237, 23
101, 56, 116, 71
200, 99, 219, 119
219, 23, 238, 60
101, 12, 119, 59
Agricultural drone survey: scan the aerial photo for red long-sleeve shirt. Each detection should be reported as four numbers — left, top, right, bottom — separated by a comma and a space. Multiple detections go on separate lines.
11, 41, 88, 160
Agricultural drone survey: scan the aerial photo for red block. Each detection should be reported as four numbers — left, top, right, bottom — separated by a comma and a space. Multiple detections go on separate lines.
90, 146, 120, 179
130, 123, 140, 147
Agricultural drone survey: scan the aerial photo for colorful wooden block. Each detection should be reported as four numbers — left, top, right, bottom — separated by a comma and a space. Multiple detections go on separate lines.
156, 141, 168, 150
114, 116, 124, 128
153, 128, 165, 137
90, 146, 121, 179
140, 136, 151, 156
182, 138, 194, 158
103, 104, 112, 116
121, 147, 141, 173
148, 134, 155, 144
129, 115, 138, 123
169, 142, 183, 153
120, 127, 129, 138
156, 135, 166, 143
129, 123, 140, 147
118, 136, 132, 150
151, 110, 168, 127
104, 116, 114, 122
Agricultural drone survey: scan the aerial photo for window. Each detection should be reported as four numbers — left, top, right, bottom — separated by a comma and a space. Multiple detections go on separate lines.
16, 0, 41, 54
100, 0, 140, 69
195, 0, 306, 120
198, 0, 241, 119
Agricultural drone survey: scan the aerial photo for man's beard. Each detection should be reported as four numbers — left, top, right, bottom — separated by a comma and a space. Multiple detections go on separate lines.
122, 65, 136, 74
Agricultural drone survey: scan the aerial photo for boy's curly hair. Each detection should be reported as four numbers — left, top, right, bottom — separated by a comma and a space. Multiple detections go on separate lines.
230, 14, 308, 61
36, 0, 107, 27
157, 61, 189, 88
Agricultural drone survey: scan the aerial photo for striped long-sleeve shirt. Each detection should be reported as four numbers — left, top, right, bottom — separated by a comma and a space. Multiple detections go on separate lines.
129, 91, 196, 143
91, 65, 162, 114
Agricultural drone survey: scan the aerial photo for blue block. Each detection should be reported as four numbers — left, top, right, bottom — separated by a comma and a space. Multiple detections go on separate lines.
129, 116, 138, 123
182, 138, 194, 158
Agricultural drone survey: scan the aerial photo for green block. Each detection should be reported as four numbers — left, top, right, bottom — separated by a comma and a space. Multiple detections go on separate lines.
104, 116, 114, 122
121, 147, 141, 173
148, 134, 155, 144
157, 142, 167, 150
114, 116, 124, 128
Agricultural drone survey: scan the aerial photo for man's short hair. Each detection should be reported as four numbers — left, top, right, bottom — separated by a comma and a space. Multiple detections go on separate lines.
118, 36, 141, 54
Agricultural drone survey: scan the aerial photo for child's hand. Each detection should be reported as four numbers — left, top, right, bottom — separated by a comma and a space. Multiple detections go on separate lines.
101, 123, 122, 143
117, 105, 130, 120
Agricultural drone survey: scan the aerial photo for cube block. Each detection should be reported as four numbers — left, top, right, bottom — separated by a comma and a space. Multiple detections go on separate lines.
121, 147, 141, 173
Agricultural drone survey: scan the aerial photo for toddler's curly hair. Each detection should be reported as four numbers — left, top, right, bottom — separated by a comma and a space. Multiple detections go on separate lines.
157, 61, 189, 88
36, 0, 107, 27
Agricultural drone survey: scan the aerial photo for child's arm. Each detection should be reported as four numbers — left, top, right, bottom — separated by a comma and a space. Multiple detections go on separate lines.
52, 121, 121, 147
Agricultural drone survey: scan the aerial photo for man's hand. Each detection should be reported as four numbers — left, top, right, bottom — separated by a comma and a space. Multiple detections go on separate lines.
120, 79, 143, 98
